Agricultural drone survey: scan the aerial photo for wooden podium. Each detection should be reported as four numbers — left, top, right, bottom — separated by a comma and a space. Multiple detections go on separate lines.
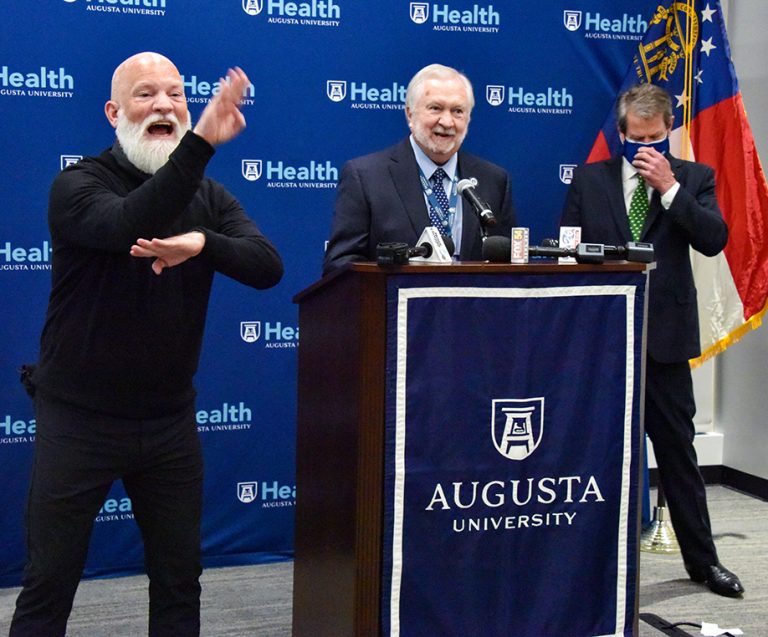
292, 262, 649, 637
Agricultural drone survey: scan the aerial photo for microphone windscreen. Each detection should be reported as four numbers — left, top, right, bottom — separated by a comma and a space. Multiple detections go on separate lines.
482, 236, 511, 262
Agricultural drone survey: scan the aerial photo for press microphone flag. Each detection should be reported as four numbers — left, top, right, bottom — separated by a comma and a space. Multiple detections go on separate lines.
510, 227, 530, 264
559, 226, 581, 265
408, 227, 454, 263
376, 227, 454, 266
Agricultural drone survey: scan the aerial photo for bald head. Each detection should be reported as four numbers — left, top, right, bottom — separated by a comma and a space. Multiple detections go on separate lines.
110, 52, 181, 103
105, 51, 189, 131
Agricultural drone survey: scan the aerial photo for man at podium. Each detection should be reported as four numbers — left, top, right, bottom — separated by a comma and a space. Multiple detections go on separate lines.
323, 63, 515, 274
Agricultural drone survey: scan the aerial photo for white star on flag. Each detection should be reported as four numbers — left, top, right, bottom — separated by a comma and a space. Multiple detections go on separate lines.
675, 92, 690, 108
701, 36, 717, 56
701, 4, 717, 22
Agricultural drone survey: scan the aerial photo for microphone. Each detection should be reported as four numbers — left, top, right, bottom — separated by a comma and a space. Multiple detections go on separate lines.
482, 237, 654, 264
604, 241, 654, 263
483, 236, 575, 262
408, 235, 455, 258
528, 242, 604, 263
482, 236, 512, 262
457, 178, 497, 227
376, 231, 455, 266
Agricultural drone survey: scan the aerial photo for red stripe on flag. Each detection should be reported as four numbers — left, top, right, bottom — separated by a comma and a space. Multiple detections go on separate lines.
691, 93, 768, 320
586, 131, 612, 164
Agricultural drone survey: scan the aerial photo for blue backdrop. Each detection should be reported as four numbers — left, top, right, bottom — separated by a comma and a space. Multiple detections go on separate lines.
1, 0, 662, 586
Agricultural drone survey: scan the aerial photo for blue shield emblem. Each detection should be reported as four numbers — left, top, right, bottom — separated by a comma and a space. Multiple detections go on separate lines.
326, 80, 347, 102
242, 0, 263, 16
559, 164, 577, 184
60, 154, 82, 170
241, 160, 262, 181
237, 482, 258, 503
240, 321, 261, 343
410, 3, 429, 24
486, 85, 505, 107
563, 10, 582, 31
491, 398, 545, 460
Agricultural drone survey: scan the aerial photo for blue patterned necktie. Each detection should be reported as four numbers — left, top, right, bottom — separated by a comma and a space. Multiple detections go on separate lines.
428, 168, 451, 236
628, 173, 649, 241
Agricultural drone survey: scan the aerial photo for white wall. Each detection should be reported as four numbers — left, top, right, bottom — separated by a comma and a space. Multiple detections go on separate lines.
712, 0, 768, 481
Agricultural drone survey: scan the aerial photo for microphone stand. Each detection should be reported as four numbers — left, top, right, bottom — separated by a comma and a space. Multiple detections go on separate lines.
479, 218, 490, 241
458, 177, 492, 241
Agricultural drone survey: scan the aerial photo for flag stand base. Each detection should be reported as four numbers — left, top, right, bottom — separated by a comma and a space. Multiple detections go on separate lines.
640, 504, 680, 554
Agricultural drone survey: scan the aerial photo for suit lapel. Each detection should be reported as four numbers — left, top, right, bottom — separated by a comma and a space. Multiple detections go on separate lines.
603, 157, 633, 242
388, 139, 431, 236
643, 191, 662, 239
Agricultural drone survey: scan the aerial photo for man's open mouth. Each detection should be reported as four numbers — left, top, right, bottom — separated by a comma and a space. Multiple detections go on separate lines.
146, 121, 174, 136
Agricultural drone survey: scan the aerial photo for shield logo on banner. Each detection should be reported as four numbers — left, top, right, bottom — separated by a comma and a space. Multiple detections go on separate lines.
559, 164, 577, 184
410, 2, 429, 24
491, 398, 545, 460
563, 10, 582, 31
240, 321, 261, 343
242, 0, 263, 16
237, 482, 258, 503
60, 154, 82, 170
326, 80, 347, 102
486, 85, 505, 107
241, 159, 262, 181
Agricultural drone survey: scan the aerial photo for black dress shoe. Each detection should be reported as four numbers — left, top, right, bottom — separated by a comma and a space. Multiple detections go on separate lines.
685, 563, 745, 597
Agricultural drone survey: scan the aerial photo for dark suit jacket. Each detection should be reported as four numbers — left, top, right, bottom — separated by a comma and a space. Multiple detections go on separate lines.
323, 138, 515, 274
561, 154, 728, 363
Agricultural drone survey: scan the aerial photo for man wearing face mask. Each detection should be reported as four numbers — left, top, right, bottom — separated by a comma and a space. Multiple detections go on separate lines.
322, 63, 515, 274
561, 84, 743, 598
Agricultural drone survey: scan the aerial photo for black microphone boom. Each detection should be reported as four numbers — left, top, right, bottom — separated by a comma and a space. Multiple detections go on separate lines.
457, 178, 497, 227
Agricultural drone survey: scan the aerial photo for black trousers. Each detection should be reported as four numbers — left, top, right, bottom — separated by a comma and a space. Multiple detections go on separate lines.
10, 393, 204, 637
644, 357, 718, 569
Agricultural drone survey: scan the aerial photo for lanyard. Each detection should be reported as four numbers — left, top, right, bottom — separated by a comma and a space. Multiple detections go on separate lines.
418, 167, 459, 236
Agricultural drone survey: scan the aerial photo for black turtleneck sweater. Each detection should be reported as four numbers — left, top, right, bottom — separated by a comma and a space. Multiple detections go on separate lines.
33, 131, 283, 418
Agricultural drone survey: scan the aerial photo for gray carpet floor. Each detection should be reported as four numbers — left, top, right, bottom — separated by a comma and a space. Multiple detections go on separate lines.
0, 486, 764, 636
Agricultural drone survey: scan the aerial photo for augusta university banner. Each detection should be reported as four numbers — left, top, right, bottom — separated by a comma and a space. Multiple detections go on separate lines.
2, 1, 664, 586
382, 271, 647, 636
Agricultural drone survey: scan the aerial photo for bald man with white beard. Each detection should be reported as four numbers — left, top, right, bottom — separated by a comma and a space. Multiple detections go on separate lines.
10, 52, 283, 636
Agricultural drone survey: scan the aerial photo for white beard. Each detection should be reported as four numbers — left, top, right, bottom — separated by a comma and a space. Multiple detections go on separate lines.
115, 111, 192, 174
411, 119, 466, 163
